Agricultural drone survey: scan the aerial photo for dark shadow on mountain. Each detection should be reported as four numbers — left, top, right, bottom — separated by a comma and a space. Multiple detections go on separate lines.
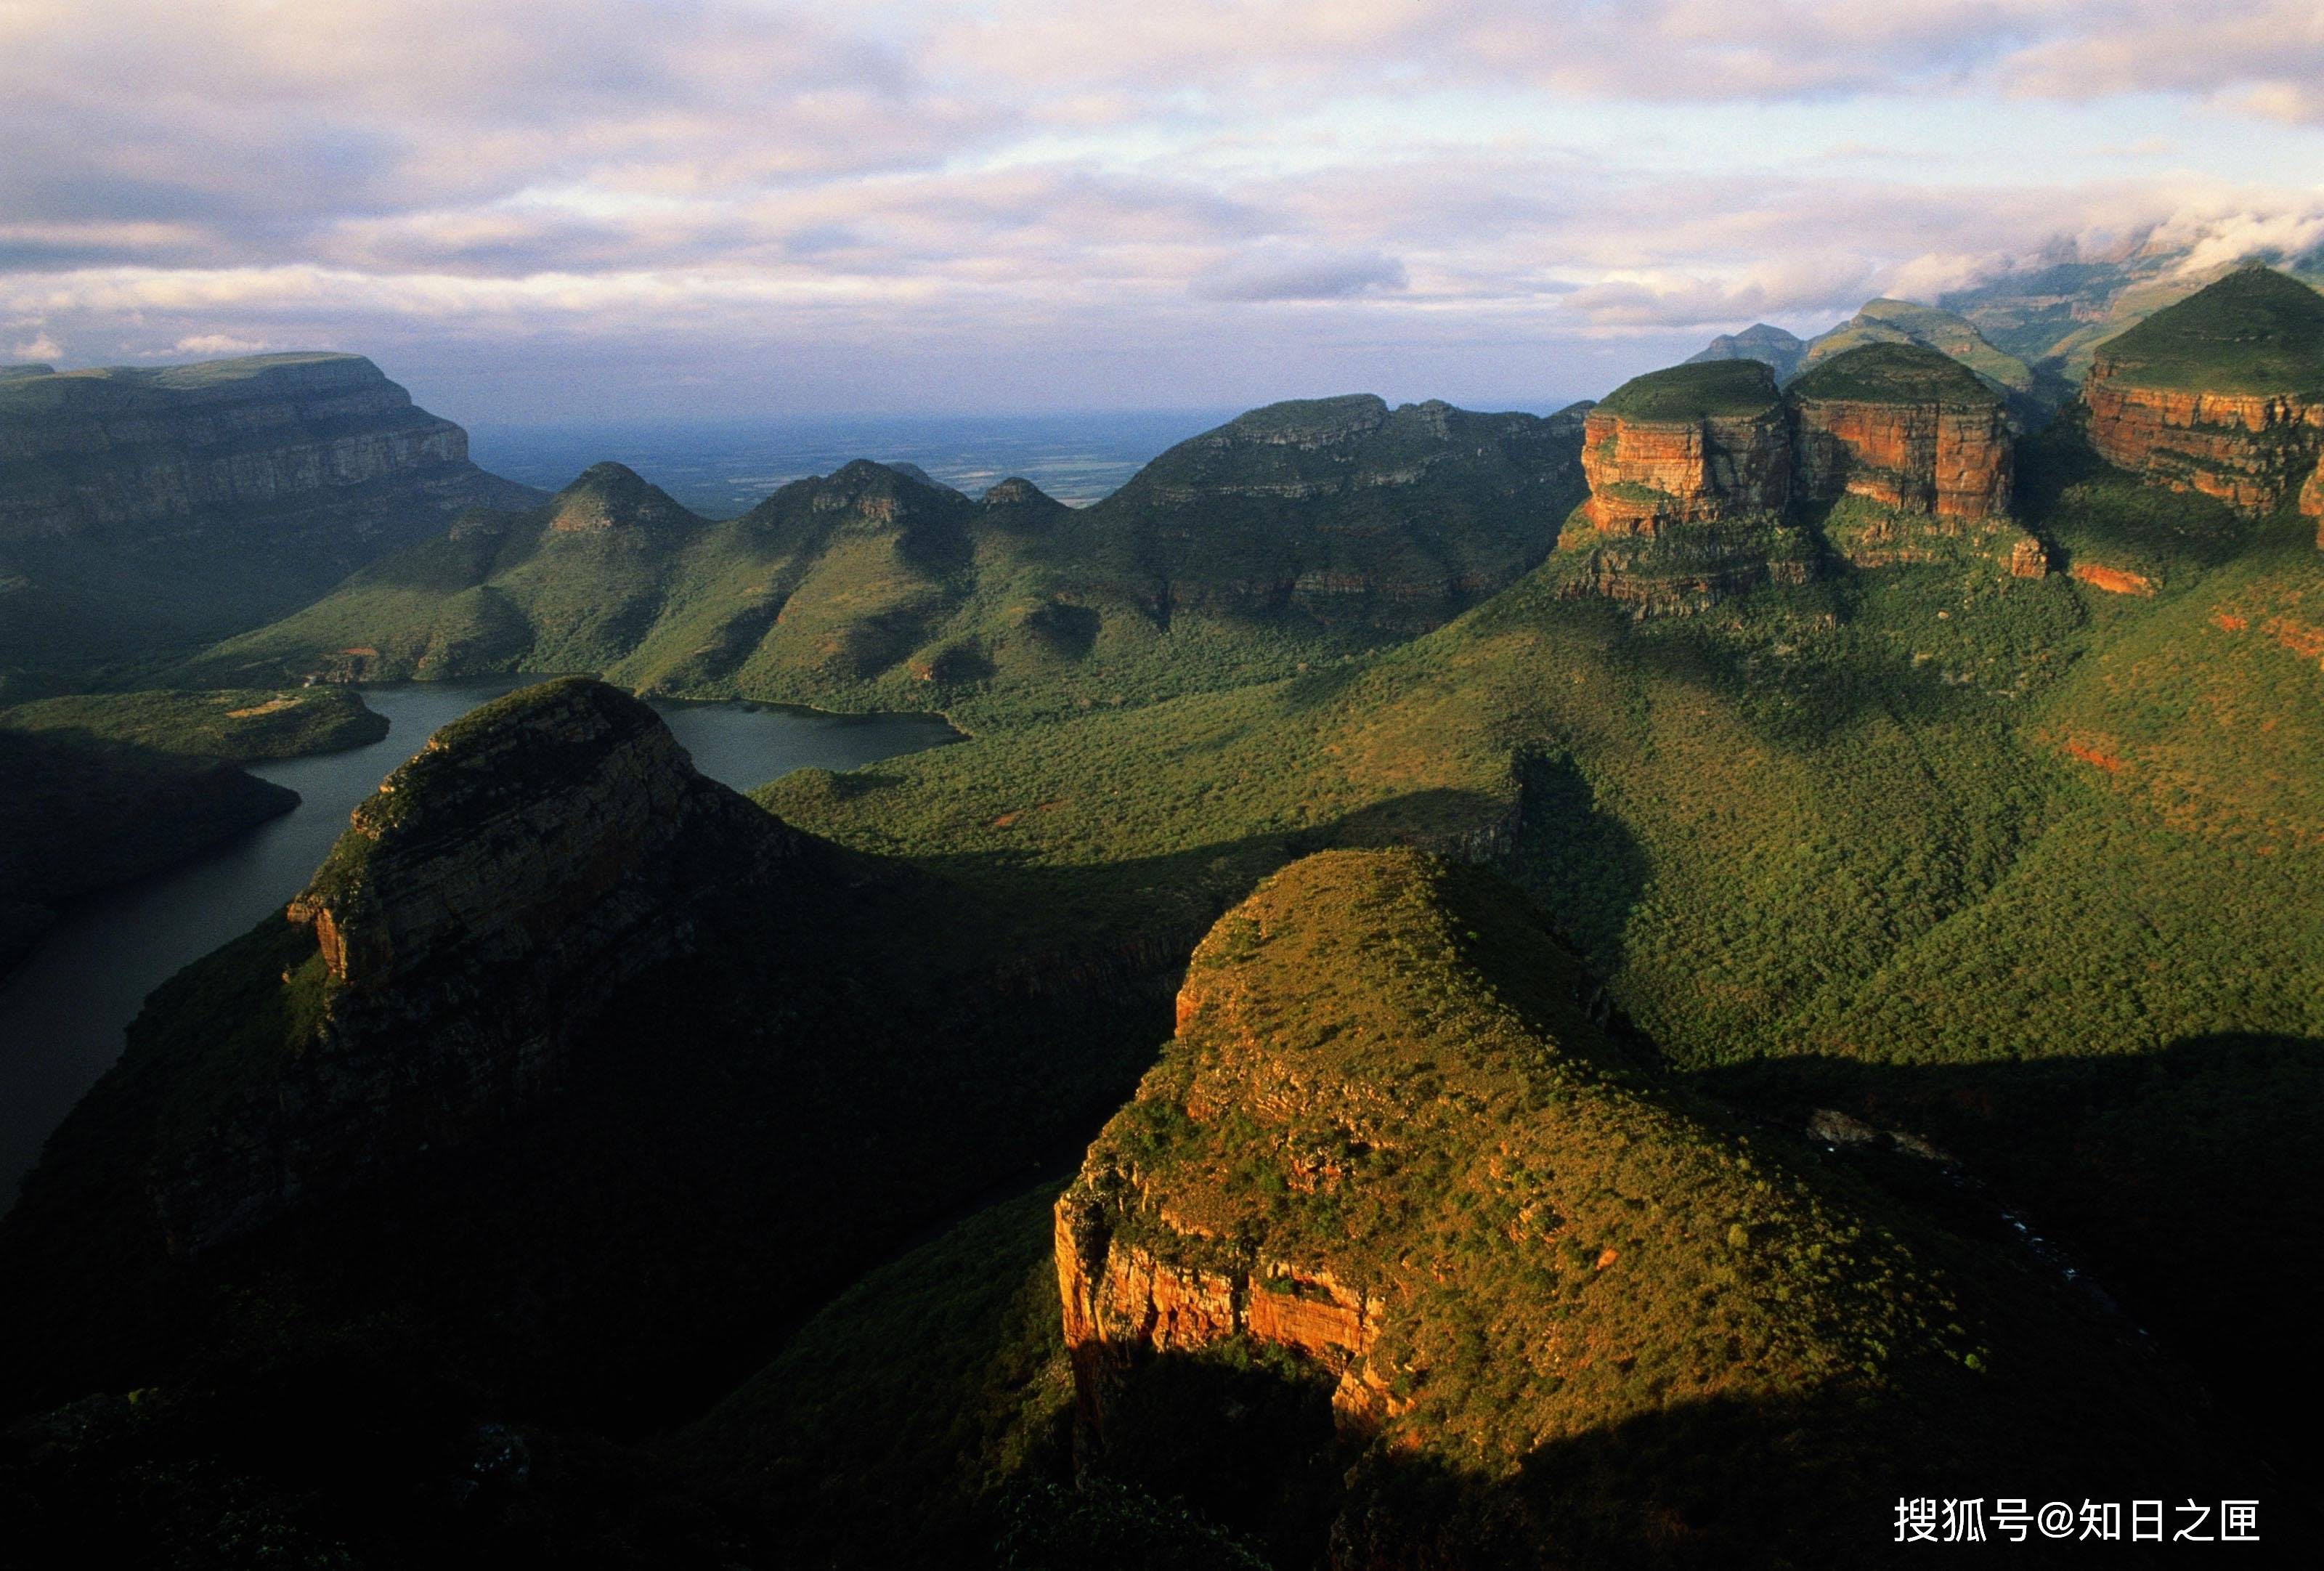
1075, 1344, 2262, 1571
1503, 750, 1650, 981
1696, 1033, 2324, 1487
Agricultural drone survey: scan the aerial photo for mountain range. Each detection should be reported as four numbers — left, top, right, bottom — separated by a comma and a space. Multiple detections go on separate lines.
1, 261, 2320, 1566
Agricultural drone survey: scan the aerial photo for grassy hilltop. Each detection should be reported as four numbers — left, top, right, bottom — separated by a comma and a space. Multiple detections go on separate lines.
2087, 264, 2324, 394
190, 398, 1589, 727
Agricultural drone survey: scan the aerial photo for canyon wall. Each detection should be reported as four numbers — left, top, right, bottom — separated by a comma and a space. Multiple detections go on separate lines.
0, 354, 505, 542
0, 354, 539, 660
1578, 405, 1790, 534
2084, 365, 2323, 516
1791, 394, 2012, 518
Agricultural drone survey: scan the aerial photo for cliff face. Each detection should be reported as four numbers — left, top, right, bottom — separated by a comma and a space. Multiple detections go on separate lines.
158, 678, 810, 1251
2079, 266, 2324, 518
1565, 362, 1804, 613
0, 354, 538, 661
0, 354, 500, 541
2084, 366, 2323, 515
1577, 404, 1790, 534
1792, 396, 2013, 516
1787, 342, 2015, 519
1052, 851, 2210, 1563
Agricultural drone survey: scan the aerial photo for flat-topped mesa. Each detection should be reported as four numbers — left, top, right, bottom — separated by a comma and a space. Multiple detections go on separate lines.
1580, 360, 1790, 535
0, 353, 471, 538
2083, 265, 2324, 518
1789, 342, 2015, 519
164, 678, 810, 1250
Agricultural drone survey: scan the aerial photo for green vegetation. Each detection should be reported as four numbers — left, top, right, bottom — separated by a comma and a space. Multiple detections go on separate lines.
0, 686, 381, 973
2092, 264, 2324, 394
754, 410, 2324, 1482
678, 1183, 1084, 1565
5, 317, 2323, 1563
1788, 341, 1998, 406
1795, 298, 2049, 405
1593, 360, 1780, 422
192, 399, 1588, 729
1058, 851, 2229, 1565
0, 686, 383, 760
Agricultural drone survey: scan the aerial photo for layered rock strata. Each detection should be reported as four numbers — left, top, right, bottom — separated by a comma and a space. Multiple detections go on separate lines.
1578, 362, 1789, 535
2081, 266, 2324, 518
1789, 343, 2013, 519
0, 354, 504, 541
2084, 370, 2323, 515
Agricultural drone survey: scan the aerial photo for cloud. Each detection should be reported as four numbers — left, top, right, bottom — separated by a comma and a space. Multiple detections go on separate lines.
3, 2, 2321, 417
10, 334, 62, 362
1193, 248, 1407, 301
170, 333, 276, 357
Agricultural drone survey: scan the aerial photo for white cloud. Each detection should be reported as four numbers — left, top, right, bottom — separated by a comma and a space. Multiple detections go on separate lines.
10, 333, 62, 362
2, 3, 2320, 415
170, 333, 276, 357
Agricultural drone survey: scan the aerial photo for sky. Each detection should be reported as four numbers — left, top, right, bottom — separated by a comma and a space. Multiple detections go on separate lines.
4, 0, 2324, 423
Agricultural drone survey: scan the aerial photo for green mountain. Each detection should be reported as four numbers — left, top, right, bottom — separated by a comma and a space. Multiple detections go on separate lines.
191, 397, 1589, 726
0, 687, 383, 975
1797, 299, 2040, 397
2085, 262, 2324, 396
0, 354, 540, 669
1683, 322, 1807, 380
5, 317, 2322, 1564
1939, 233, 2324, 382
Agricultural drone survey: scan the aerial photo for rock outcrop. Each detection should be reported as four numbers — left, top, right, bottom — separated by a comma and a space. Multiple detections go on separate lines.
158, 678, 810, 1251
2085, 373, 2323, 514
1053, 850, 2211, 1564
0, 353, 538, 659
1789, 343, 2014, 518
2082, 266, 2324, 517
1578, 361, 1789, 534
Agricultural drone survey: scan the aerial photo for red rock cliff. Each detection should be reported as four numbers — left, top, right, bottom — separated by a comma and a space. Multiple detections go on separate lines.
1791, 396, 2013, 518
2084, 364, 2323, 516
1579, 405, 1791, 534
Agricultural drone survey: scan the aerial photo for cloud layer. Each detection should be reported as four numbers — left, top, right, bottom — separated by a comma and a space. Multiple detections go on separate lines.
3, 1, 2321, 418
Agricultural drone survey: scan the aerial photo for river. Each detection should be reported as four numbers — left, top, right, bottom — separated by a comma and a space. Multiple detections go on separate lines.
0, 679, 959, 1208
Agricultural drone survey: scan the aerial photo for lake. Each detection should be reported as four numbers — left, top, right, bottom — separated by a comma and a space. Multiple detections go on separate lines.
0, 679, 959, 1208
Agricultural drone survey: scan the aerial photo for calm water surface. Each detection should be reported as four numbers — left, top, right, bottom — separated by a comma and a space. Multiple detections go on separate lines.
0, 679, 958, 1206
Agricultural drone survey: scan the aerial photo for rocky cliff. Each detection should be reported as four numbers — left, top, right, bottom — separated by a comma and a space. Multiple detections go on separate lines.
1577, 361, 1789, 534
1789, 343, 2014, 518
1053, 850, 2215, 1564
0, 353, 537, 661
2081, 266, 2324, 518
157, 678, 810, 1251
